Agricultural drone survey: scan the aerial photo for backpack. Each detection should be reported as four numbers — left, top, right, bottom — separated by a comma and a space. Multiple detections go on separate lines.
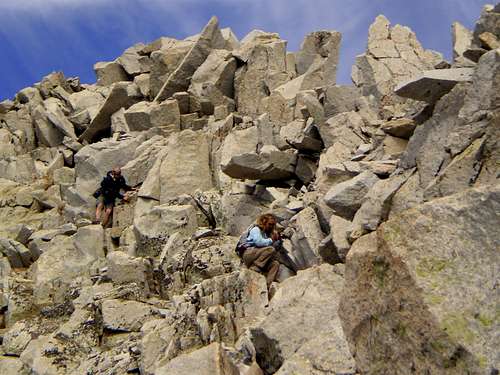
93, 187, 102, 199
235, 224, 257, 257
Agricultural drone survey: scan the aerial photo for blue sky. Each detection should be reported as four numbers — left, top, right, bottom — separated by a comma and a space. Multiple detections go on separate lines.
0, 0, 492, 101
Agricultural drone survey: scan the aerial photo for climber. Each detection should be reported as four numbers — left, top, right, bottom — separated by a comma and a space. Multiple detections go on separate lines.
236, 213, 297, 288
94, 167, 134, 228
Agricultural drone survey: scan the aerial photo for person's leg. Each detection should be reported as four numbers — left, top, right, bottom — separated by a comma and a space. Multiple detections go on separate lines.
95, 200, 104, 222
265, 260, 280, 287
252, 247, 276, 269
242, 247, 261, 268
101, 206, 113, 228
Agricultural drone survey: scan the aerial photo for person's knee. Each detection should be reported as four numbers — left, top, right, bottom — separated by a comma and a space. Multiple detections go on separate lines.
263, 246, 276, 256
105, 207, 113, 215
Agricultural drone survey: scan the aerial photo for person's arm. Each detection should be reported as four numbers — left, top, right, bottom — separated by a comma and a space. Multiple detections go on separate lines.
120, 177, 132, 192
247, 227, 273, 247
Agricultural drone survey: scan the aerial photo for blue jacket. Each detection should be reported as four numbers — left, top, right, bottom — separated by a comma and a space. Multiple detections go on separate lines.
246, 226, 273, 247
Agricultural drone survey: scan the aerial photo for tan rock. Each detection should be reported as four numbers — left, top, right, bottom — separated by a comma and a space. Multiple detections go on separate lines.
155, 17, 224, 101
155, 342, 239, 375
340, 185, 500, 374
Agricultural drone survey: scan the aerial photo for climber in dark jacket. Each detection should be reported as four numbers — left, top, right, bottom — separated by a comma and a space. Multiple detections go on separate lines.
94, 167, 133, 227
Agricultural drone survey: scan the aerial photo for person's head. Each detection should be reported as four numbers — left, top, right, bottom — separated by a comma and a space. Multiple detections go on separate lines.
256, 213, 277, 234
111, 167, 121, 179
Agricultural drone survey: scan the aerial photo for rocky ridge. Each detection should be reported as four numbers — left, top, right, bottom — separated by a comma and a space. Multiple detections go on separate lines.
0, 5, 498, 375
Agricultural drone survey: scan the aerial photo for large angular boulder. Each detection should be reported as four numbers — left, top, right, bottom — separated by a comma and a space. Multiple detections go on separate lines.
0, 238, 32, 268
395, 68, 474, 103
189, 49, 237, 106
279, 119, 322, 152
155, 16, 224, 101
80, 82, 142, 142
221, 145, 297, 181
94, 61, 129, 86
149, 38, 194, 98
107, 251, 153, 292
2, 107, 36, 153
348, 171, 411, 241
29, 235, 94, 308
133, 204, 198, 257
0, 356, 27, 375
295, 30, 342, 89
324, 171, 380, 220
155, 342, 239, 375
234, 31, 290, 116
124, 99, 180, 131
286, 207, 327, 269
250, 265, 355, 374
102, 299, 155, 332
219, 190, 270, 236
451, 22, 474, 64
121, 135, 169, 187
138, 130, 213, 203
340, 185, 500, 375
324, 84, 361, 117
215, 125, 259, 189
472, 4, 500, 48
117, 44, 152, 76
318, 110, 367, 149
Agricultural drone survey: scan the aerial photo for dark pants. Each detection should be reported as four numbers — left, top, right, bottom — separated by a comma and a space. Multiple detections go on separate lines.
242, 246, 280, 287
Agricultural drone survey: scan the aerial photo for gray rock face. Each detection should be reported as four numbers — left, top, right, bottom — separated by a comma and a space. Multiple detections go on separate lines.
148, 39, 193, 99
251, 265, 355, 374
322, 111, 367, 151
340, 185, 500, 375
138, 129, 213, 202
380, 118, 416, 138
472, 4, 500, 48
452, 22, 473, 62
352, 15, 443, 113
155, 342, 239, 375
295, 30, 342, 89
401, 83, 467, 187
189, 49, 237, 106
0, 238, 33, 268
328, 214, 352, 261
133, 204, 198, 256
324, 84, 361, 117
94, 61, 129, 86
348, 171, 410, 241
221, 146, 297, 181
107, 251, 152, 292
102, 299, 155, 332
124, 99, 180, 131
234, 31, 290, 117
395, 68, 474, 103
80, 82, 142, 142
279, 119, 323, 152
155, 17, 224, 101
324, 171, 380, 220
286, 207, 326, 269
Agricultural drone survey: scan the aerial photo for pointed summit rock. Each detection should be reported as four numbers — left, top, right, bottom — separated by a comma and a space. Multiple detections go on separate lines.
154, 16, 224, 102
